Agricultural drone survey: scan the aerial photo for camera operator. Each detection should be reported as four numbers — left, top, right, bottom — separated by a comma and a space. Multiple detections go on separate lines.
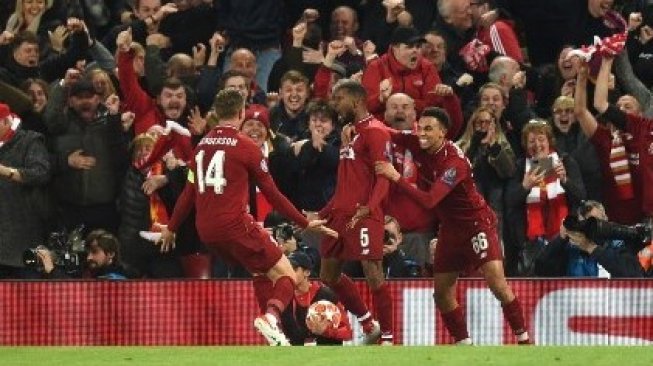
537, 200, 650, 278
38, 230, 133, 279
343, 215, 421, 278
279, 251, 353, 346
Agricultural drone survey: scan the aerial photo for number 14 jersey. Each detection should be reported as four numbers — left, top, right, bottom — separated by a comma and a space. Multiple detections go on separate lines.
173, 126, 307, 240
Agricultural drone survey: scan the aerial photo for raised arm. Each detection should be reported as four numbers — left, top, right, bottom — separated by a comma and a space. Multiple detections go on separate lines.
593, 56, 614, 114
574, 63, 598, 137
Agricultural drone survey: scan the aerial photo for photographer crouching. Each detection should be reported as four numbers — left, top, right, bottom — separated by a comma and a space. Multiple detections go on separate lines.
29, 229, 134, 279
343, 215, 422, 278
536, 200, 651, 278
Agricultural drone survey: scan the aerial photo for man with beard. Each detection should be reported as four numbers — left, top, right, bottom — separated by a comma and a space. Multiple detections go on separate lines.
315, 79, 394, 345
39, 230, 134, 279
44, 76, 129, 233
361, 26, 463, 131
270, 70, 311, 141
116, 28, 189, 135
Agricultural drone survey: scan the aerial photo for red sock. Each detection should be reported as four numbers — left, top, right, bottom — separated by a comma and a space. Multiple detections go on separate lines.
327, 274, 369, 318
266, 276, 294, 320
440, 306, 469, 342
252, 276, 274, 313
372, 283, 393, 334
502, 297, 527, 335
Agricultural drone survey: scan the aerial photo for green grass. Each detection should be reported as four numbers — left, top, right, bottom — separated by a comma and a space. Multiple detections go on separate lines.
1, 346, 651, 366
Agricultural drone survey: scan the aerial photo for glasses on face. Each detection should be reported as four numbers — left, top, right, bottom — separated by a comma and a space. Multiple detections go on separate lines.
553, 108, 573, 114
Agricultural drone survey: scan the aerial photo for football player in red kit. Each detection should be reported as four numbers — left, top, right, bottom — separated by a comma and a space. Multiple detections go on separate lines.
158, 90, 336, 346
316, 80, 394, 345
375, 107, 530, 345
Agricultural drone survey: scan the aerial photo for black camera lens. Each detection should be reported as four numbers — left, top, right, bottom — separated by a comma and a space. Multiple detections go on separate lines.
22, 248, 41, 268
384, 230, 393, 244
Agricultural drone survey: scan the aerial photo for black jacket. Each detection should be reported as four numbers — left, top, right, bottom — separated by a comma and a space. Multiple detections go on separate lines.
44, 84, 129, 206
0, 128, 51, 267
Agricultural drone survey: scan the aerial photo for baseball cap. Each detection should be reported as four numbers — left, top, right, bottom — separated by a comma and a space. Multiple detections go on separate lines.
390, 27, 426, 46
288, 251, 314, 270
244, 104, 270, 130
68, 79, 98, 98
0, 103, 11, 120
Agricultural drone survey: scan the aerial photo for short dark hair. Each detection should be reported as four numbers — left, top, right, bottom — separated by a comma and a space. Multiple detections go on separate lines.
332, 79, 367, 100
218, 69, 250, 91
421, 107, 450, 130
161, 77, 184, 92
12, 31, 38, 52
212, 89, 244, 121
306, 99, 338, 123
86, 229, 121, 262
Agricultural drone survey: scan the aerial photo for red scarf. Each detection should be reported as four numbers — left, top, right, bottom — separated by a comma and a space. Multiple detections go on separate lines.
609, 131, 634, 200
0, 115, 20, 148
525, 153, 568, 240
147, 161, 169, 231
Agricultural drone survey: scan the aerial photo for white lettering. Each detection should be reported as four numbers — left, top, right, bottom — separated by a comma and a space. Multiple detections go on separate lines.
199, 137, 239, 146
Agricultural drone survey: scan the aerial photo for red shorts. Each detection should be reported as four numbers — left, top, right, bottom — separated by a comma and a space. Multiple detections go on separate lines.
320, 215, 384, 261
433, 213, 502, 273
203, 221, 282, 275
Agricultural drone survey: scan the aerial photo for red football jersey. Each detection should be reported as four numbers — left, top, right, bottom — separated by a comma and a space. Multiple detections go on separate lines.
168, 126, 307, 239
624, 113, 653, 216
392, 133, 494, 224
320, 115, 392, 219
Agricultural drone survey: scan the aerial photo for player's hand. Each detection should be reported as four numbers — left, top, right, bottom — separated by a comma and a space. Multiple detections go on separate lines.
340, 123, 356, 146
155, 224, 176, 253
347, 204, 370, 229
306, 219, 338, 238
374, 161, 401, 182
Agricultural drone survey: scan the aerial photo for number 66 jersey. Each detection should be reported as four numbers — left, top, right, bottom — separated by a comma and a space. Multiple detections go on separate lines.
168, 126, 308, 245
390, 135, 502, 273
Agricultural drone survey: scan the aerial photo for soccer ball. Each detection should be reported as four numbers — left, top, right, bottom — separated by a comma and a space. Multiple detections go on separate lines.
306, 300, 342, 332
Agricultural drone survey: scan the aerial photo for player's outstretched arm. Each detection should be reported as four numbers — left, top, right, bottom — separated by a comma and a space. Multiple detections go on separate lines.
375, 161, 461, 209
306, 219, 339, 238
156, 225, 176, 253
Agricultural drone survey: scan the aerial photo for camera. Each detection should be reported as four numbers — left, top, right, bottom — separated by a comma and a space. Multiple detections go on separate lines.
563, 216, 652, 245
23, 226, 86, 276
273, 223, 297, 242
384, 230, 392, 244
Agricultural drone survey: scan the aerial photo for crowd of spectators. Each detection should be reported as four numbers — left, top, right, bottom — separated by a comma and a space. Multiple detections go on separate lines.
1, 0, 652, 279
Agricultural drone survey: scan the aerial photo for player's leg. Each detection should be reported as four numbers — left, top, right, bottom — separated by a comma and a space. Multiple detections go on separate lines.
252, 275, 273, 313
361, 259, 393, 345
434, 271, 471, 344
480, 260, 530, 344
320, 257, 380, 344
253, 254, 296, 346
264, 254, 297, 318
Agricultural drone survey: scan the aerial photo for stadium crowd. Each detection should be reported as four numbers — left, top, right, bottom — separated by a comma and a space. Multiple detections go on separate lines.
1, 0, 652, 281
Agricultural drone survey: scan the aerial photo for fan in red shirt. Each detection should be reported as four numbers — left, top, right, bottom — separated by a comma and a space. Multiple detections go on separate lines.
317, 80, 394, 345
158, 90, 337, 346
375, 107, 530, 345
